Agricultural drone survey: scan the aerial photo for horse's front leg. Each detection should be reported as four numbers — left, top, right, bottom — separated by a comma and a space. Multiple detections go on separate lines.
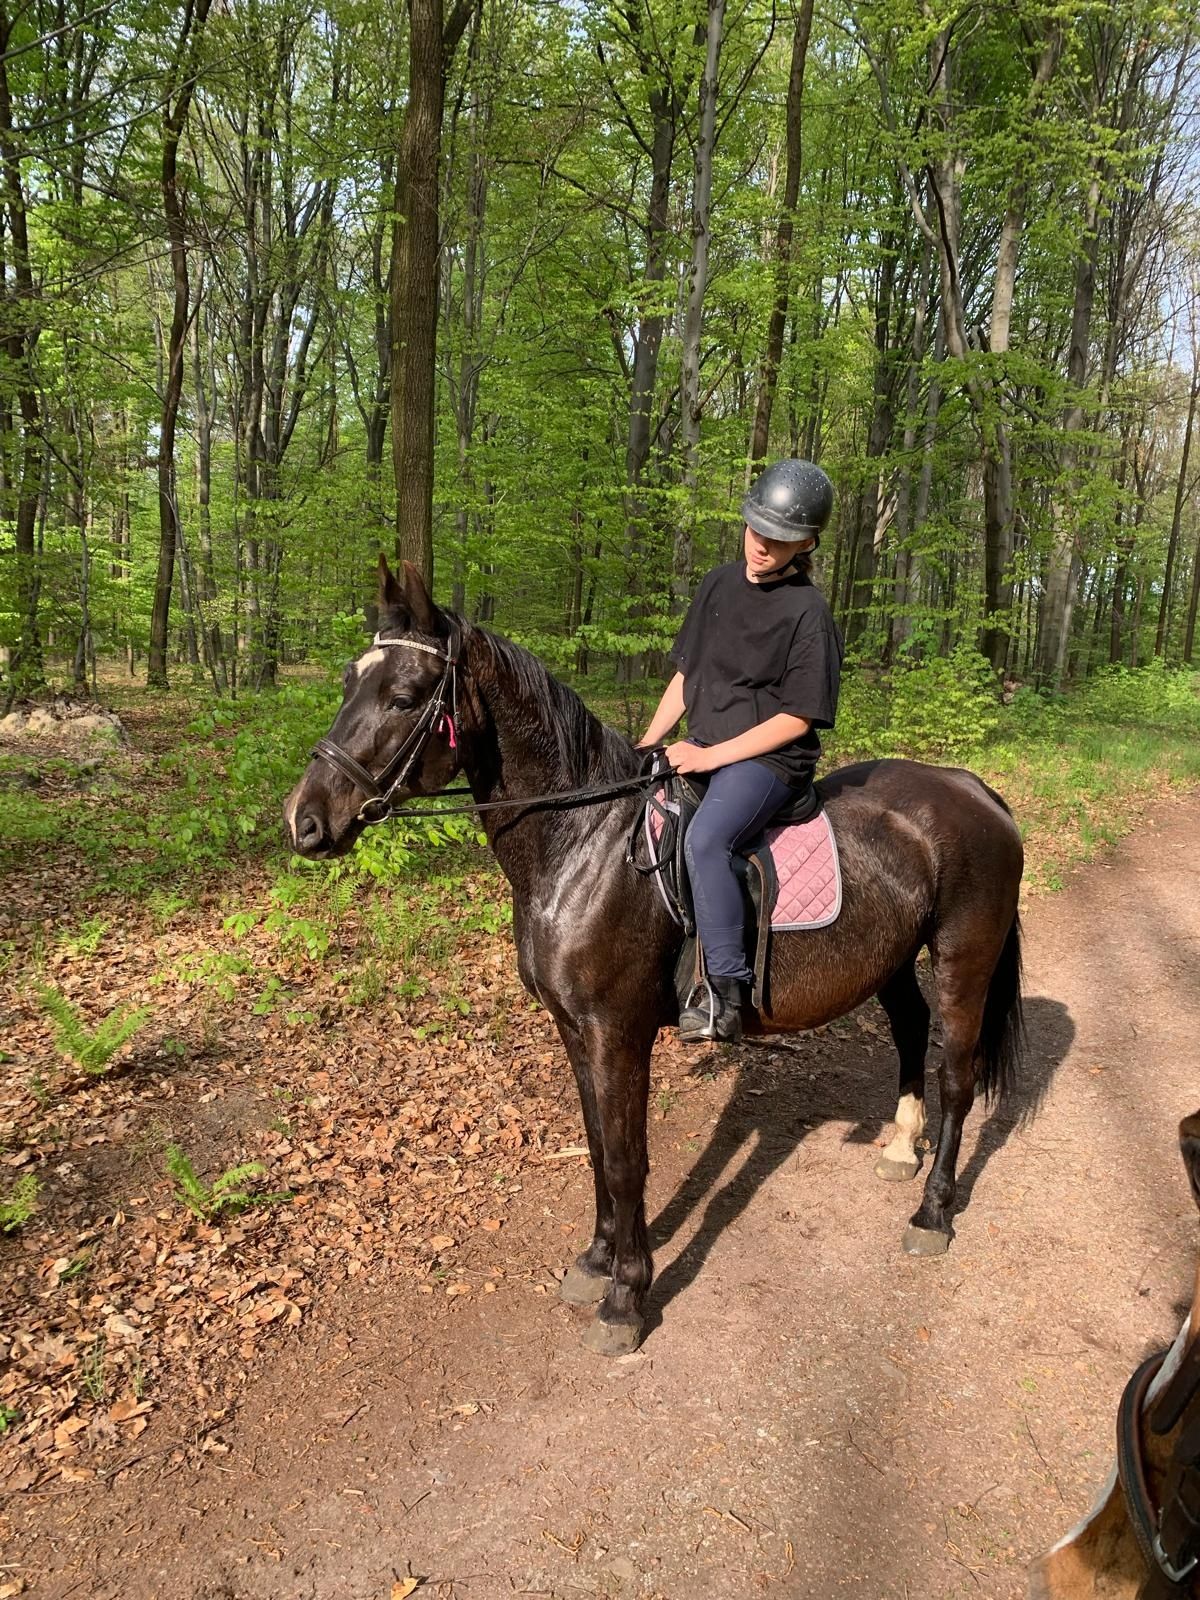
576, 1020, 654, 1357
556, 1020, 615, 1307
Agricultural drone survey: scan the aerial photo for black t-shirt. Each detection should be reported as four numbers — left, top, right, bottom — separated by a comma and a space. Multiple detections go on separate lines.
669, 561, 843, 788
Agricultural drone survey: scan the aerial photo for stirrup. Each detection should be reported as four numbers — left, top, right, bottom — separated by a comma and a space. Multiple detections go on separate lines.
678, 975, 745, 1044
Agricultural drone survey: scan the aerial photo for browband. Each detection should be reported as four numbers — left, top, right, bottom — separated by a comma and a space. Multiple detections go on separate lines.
370, 634, 450, 661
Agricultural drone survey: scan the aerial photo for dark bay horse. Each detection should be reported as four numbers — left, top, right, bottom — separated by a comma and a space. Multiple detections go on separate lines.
284, 559, 1025, 1355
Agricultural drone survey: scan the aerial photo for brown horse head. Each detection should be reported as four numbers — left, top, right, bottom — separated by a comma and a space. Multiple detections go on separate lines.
283, 556, 460, 859
1030, 1111, 1200, 1598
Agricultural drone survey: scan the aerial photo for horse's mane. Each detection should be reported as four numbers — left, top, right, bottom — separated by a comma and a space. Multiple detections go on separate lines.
463, 622, 641, 787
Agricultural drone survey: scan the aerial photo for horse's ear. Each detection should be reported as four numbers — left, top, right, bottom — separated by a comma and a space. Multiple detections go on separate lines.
378, 553, 408, 617
1180, 1113, 1200, 1212
401, 560, 445, 638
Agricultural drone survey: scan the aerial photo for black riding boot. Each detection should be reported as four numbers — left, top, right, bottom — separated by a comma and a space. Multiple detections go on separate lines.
678, 975, 747, 1044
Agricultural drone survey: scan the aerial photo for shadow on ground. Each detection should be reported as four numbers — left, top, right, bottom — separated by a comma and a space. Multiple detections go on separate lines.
645, 994, 1074, 1329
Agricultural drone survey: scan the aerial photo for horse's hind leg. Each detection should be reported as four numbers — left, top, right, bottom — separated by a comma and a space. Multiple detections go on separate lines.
903, 945, 989, 1255
874, 958, 929, 1183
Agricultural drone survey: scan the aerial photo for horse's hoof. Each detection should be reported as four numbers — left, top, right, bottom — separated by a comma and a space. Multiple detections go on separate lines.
559, 1264, 611, 1306
580, 1316, 644, 1357
902, 1223, 951, 1257
875, 1154, 920, 1182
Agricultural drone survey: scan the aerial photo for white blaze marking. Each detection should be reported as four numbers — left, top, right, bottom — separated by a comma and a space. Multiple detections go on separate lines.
356, 647, 387, 674
881, 1091, 926, 1165
284, 788, 302, 845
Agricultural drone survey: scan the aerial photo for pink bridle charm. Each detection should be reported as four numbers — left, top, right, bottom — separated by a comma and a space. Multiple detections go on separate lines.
440, 713, 457, 749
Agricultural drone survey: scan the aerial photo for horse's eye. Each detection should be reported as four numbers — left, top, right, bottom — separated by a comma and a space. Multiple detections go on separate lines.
389, 695, 416, 712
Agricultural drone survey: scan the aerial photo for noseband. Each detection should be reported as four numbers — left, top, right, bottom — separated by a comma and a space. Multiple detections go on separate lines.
1117, 1329, 1200, 1596
312, 628, 459, 824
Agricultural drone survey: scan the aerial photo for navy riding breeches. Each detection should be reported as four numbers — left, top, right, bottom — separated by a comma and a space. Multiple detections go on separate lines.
683, 759, 795, 982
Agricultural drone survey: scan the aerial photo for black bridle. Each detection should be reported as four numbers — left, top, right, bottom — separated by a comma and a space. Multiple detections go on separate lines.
311, 626, 662, 826
313, 627, 462, 825
1117, 1327, 1200, 1597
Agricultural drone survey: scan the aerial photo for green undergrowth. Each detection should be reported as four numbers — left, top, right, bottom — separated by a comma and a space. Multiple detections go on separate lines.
1, 676, 486, 900
2, 659, 1197, 929
835, 657, 1200, 890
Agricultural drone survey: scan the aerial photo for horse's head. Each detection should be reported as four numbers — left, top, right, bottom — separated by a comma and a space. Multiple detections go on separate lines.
283, 556, 460, 859
1030, 1108, 1200, 1599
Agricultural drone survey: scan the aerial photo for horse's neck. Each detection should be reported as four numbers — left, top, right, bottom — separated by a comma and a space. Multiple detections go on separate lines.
461, 633, 634, 893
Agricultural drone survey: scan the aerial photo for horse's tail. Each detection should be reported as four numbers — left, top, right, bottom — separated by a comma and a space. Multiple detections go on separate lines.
978, 911, 1023, 1104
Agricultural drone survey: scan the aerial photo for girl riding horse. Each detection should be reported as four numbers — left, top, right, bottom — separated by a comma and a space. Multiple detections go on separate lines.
638, 459, 843, 1043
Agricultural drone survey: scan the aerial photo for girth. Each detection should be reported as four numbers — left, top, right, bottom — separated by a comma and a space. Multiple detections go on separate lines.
1117, 1331, 1200, 1597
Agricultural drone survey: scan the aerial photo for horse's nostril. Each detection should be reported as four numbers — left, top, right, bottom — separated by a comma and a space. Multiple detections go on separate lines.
295, 811, 324, 852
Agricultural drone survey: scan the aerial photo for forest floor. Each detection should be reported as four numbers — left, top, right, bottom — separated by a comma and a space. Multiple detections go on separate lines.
1, 685, 1199, 1599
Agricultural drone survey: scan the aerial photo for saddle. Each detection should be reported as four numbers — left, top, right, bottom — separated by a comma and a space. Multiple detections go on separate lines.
626, 768, 837, 1020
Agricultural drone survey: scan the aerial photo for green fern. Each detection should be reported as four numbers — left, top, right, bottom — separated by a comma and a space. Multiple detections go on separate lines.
0, 1174, 38, 1233
165, 1145, 270, 1222
39, 986, 149, 1074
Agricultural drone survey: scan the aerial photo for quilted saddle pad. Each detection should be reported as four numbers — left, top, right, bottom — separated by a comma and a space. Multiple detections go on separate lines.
763, 808, 842, 930
645, 791, 842, 930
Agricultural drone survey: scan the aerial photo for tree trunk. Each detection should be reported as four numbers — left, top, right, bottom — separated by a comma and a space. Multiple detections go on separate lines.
1184, 519, 1200, 664
391, 0, 474, 584
619, 73, 680, 673
1036, 170, 1102, 687
192, 303, 227, 689
748, 0, 814, 467
0, 1, 45, 697
363, 149, 395, 538
1155, 365, 1199, 657
177, 524, 201, 669
890, 233, 933, 656
452, 9, 488, 617
148, 0, 214, 689
72, 491, 91, 694
673, 0, 725, 612
1109, 433, 1133, 665
844, 235, 896, 649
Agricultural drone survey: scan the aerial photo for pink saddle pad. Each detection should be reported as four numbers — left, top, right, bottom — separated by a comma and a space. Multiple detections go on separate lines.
646, 792, 842, 930
763, 808, 842, 930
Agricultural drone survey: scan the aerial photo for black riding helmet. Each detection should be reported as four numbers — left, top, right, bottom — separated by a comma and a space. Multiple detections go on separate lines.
741, 458, 834, 546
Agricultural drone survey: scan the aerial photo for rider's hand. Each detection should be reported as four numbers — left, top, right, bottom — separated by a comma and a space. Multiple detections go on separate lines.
663, 741, 713, 773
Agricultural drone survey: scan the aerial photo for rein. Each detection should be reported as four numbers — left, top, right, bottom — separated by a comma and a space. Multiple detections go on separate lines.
311, 629, 663, 825
1117, 1332, 1200, 1596
374, 770, 663, 821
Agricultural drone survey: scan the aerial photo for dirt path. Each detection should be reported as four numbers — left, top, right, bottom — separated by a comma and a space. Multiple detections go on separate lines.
10, 791, 1200, 1600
